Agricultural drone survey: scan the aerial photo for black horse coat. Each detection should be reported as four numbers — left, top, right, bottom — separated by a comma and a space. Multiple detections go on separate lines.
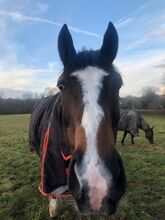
29, 94, 71, 195
29, 94, 126, 199
117, 110, 149, 136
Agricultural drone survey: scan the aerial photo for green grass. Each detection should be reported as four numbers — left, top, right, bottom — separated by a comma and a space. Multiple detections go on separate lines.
0, 114, 164, 220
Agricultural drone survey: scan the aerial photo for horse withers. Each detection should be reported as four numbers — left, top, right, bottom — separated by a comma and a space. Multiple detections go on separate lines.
117, 110, 154, 146
29, 22, 126, 218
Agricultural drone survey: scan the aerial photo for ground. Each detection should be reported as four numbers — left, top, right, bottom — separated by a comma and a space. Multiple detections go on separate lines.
0, 114, 164, 220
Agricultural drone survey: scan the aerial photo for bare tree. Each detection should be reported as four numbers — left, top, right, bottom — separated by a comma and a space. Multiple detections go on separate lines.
0, 91, 4, 99
22, 92, 33, 100
141, 86, 158, 109
163, 73, 165, 85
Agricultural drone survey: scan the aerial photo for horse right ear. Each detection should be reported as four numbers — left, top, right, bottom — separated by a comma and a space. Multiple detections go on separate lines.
100, 22, 118, 63
58, 24, 76, 66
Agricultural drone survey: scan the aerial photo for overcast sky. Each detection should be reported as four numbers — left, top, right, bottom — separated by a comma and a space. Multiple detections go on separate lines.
0, 0, 165, 97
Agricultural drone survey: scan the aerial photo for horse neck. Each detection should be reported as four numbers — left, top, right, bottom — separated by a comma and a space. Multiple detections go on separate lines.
141, 118, 149, 131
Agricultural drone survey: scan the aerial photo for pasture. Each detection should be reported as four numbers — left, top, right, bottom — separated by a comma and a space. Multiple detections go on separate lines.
0, 114, 164, 220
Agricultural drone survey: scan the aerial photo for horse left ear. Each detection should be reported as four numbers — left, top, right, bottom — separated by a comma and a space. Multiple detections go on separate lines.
151, 127, 154, 130
100, 22, 118, 63
58, 24, 76, 66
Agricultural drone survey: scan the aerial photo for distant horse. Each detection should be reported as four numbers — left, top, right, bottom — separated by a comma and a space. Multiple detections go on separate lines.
29, 22, 126, 218
117, 110, 154, 145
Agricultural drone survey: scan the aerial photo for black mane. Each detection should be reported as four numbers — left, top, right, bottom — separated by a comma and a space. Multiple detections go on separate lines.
64, 49, 110, 72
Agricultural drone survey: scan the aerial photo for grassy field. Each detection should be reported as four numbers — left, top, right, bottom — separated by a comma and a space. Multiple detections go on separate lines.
0, 114, 164, 220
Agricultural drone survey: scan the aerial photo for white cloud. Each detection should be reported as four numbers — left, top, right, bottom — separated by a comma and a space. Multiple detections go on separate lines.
36, 2, 49, 14
124, 23, 165, 51
115, 1, 153, 29
124, 35, 149, 51
115, 50, 165, 97
0, 64, 60, 91
157, 86, 165, 95
0, 7, 61, 92
0, 1, 164, 97
0, 0, 49, 16
47, 62, 57, 70
0, 10, 102, 38
124, 12, 165, 51
154, 60, 165, 69
115, 17, 134, 28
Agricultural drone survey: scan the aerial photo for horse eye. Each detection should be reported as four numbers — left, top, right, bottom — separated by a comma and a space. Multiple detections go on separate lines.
58, 84, 65, 91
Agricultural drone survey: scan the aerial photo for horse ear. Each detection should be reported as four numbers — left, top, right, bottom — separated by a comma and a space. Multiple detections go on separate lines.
151, 127, 154, 130
100, 22, 118, 63
58, 24, 76, 66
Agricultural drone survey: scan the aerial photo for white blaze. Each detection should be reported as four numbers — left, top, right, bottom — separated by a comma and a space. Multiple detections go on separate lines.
72, 66, 112, 211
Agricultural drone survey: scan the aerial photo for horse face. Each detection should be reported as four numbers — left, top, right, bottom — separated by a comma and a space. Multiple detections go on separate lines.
57, 23, 126, 215
145, 127, 154, 144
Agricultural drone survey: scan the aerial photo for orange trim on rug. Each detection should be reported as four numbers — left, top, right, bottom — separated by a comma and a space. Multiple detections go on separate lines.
40, 128, 50, 192
61, 151, 72, 161
39, 128, 73, 198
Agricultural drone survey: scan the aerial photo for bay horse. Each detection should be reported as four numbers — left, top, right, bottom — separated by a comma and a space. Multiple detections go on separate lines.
118, 110, 154, 145
29, 22, 126, 218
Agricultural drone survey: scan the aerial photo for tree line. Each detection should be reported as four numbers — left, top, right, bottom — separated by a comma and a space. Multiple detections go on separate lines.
0, 87, 59, 115
0, 87, 164, 115
0, 97, 38, 115
120, 88, 165, 110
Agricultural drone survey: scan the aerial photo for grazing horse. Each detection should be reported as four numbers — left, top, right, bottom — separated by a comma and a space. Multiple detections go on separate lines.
29, 22, 126, 218
117, 110, 154, 145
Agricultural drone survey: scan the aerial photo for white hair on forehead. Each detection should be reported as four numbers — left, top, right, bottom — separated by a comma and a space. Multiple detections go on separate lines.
72, 66, 107, 156
72, 66, 112, 211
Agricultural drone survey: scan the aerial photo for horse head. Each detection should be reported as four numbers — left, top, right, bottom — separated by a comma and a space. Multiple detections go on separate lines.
57, 22, 126, 215
145, 127, 154, 144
